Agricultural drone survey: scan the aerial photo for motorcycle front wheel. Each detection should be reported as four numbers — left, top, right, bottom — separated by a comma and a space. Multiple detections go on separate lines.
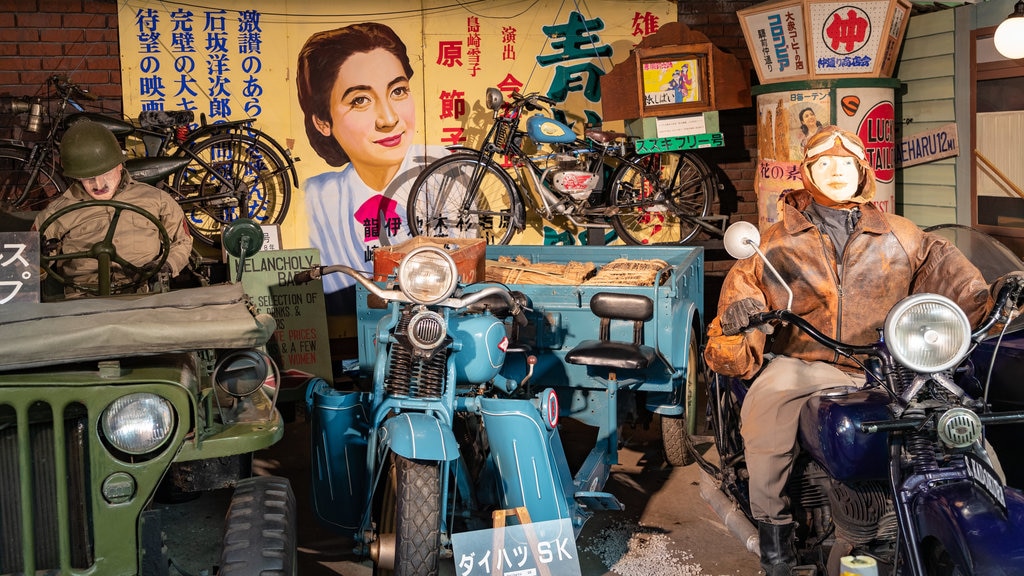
172, 132, 292, 246
608, 151, 714, 245
373, 454, 442, 576
408, 154, 519, 245
0, 144, 67, 213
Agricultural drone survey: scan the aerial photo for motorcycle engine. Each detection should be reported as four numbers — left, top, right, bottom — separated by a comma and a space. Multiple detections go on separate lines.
542, 153, 599, 199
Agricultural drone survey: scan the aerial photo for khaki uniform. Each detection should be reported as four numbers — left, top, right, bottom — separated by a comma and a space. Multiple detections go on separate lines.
704, 188, 993, 523
35, 173, 193, 294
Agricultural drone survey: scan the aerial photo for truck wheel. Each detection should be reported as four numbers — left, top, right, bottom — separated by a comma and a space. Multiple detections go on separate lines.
662, 329, 701, 466
219, 476, 297, 576
374, 455, 442, 576
662, 414, 695, 466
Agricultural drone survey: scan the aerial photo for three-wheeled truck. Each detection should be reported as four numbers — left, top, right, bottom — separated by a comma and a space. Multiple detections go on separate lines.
305, 241, 704, 575
0, 218, 297, 576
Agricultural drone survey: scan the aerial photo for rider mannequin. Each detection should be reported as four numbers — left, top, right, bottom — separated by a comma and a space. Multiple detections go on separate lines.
704, 126, 1003, 575
33, 120, 193, 295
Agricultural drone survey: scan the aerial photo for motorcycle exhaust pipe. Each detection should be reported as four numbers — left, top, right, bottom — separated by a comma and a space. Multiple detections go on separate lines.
370, 533, 396, 571
698, 469, 760, 556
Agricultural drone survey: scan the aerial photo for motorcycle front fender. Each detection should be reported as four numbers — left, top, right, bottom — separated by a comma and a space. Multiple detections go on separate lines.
478, 396, 574, 524
380, 412, 460, 462
913, 481, 1024, 572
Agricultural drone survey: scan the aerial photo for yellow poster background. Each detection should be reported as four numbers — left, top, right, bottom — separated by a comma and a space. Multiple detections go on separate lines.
117, 0, 675, 253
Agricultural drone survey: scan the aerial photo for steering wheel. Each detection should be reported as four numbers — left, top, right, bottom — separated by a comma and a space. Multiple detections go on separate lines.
39, 199, 171, 296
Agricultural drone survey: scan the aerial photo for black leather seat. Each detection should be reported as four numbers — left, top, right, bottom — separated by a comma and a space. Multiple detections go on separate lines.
565, 292, 655, 371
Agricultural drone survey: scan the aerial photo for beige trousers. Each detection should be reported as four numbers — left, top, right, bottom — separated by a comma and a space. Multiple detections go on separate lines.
739, 356, 864, 524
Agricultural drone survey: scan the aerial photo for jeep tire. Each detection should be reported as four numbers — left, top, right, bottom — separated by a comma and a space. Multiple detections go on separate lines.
219, 476, 297, 576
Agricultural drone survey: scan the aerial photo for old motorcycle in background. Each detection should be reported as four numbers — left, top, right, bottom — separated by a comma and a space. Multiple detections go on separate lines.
299, 239, 705, 575
696, 221, 1024, 575
0, 74, 297, 245
408, 87, 724, 246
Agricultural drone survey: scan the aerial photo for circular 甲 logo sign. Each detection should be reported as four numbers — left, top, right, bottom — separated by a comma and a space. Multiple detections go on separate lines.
822, 6, 872, 55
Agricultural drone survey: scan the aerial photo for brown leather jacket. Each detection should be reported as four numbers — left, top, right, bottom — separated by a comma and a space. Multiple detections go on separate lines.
705, 189, 993, 380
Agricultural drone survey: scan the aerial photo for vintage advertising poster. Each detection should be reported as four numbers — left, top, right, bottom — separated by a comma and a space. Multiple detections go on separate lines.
835, 86, 895, 214
116, 0, 674, 314
738, 1, 810, 84
755, 89, 831, 163
641, 56, 702, 106
808, 1, 893, 77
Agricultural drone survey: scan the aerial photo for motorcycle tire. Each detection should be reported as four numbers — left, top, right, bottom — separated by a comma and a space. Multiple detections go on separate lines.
373, 454, 442, 576
219, 475, 297, 576
608, 150, 714, 245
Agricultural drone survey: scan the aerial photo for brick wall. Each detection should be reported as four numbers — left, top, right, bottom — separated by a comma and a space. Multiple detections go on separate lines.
1, 0, 122, 114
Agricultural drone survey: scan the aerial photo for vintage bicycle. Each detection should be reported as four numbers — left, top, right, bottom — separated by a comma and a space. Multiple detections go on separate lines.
408, 88, 723, 246
0, 74, 297, 245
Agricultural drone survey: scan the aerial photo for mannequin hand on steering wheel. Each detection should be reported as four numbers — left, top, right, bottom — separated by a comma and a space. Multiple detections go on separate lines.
38, 199, 172, 297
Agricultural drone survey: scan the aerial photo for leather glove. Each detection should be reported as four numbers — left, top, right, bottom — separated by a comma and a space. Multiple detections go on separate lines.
991, 270, 1024, 310
719, 297, 767, 336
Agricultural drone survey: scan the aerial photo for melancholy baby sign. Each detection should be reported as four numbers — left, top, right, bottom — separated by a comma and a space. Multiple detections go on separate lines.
230, 248, 332, 382
451, 517, 581, 576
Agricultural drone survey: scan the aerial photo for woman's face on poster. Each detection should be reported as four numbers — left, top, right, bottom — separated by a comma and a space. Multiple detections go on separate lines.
314, 47, 416, 176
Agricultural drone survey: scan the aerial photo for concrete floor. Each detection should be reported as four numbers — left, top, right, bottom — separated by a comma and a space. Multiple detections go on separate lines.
239, 411, 762, 576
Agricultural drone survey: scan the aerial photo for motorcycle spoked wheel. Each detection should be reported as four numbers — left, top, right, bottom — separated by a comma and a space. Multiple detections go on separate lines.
372, 453, 443, 576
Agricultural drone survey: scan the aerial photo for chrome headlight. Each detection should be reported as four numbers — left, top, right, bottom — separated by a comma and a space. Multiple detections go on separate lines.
884, 294, 970, 373
101, 393, 175, 455
214, 350, 274, 398
398, 246, 458, 305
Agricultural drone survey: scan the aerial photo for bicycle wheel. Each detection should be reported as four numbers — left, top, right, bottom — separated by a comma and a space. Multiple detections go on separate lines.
172, 132, 291, 246
408, 154, 519, 245
609, 151, 714, 245
0, 144, 68, 213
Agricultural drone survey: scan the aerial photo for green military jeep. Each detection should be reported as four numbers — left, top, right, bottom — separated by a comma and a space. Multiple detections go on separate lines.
0, 221, 297, 575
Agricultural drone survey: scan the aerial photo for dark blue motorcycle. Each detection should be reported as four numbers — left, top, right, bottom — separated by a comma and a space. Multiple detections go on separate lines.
698, 221, 1024, 576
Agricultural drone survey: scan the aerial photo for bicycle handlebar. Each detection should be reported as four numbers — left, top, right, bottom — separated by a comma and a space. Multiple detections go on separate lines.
49, 74, 96, 101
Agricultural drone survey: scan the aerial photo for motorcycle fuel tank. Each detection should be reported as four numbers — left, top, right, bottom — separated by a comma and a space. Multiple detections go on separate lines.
798, 387, 891, 482
526, 114, 577, 144
451, 314, 507, 384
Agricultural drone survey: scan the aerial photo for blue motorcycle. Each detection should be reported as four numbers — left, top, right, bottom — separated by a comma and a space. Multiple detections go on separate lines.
298, 241, 704, 575
698, 222, 1024, 575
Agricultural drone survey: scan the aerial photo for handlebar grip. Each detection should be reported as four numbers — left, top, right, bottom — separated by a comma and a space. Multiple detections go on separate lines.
293, 270, 314, 284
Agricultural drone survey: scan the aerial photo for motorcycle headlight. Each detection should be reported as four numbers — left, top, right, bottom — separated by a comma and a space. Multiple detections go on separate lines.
101, 393, 175, 455
398, 246, 458, 305
884, 294, 970, 373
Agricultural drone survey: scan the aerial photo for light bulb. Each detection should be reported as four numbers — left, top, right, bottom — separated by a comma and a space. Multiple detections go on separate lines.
995, 1, 1024, 59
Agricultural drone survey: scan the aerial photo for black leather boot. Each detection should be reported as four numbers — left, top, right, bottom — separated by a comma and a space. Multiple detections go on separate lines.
758, 521, 796, 576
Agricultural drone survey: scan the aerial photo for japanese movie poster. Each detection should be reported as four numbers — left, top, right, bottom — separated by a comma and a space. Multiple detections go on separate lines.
117, 0, 674, 312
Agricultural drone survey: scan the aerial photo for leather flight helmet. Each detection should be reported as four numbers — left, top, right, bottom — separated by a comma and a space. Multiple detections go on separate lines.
60, 119, 125, 179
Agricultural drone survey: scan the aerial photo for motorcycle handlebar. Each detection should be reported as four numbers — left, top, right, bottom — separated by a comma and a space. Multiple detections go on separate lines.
50, 74, 97, 101
295, 265, 527, 323
861, 410, 1024, 433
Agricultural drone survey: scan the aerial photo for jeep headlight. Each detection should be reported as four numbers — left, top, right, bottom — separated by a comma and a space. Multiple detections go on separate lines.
884, 294, 970, 373
101, 393, 175, 455
398, 245, 458, 305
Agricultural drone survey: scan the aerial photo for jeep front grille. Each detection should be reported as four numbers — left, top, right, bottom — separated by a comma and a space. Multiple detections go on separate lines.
0, 401, 93, 574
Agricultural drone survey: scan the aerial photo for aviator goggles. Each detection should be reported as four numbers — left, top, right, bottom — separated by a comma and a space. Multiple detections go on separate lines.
804, 131, 866, 161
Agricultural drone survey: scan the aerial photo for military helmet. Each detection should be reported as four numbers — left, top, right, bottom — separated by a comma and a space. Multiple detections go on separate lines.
60, 119, 125, 179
